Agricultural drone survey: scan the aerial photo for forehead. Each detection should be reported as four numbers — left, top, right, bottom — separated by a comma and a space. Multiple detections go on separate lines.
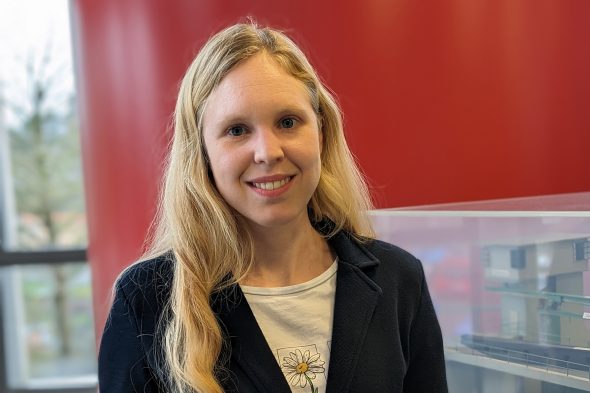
203, 53, 312, 125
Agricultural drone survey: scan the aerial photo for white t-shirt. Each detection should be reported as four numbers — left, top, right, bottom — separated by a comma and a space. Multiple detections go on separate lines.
241, 260, 337, 393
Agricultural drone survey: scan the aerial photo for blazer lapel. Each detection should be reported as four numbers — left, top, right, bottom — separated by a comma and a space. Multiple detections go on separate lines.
326, 232, 383, 393
213, 286, 291, 393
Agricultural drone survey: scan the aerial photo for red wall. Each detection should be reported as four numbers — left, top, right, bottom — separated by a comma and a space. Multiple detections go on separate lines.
69, 0, 590, 334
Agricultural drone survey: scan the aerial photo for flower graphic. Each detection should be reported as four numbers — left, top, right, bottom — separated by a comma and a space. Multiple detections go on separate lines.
281, 348, 325, 393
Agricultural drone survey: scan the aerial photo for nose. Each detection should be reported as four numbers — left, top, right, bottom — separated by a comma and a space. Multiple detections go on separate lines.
253, 128, 285, 164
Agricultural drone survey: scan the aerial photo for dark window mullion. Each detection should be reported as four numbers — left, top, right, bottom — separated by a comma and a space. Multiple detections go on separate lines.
8, 388, 96, 393
0, 250, 87, 266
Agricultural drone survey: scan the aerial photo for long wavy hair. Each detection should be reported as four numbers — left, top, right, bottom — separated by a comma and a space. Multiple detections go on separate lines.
145, 21, 374, 392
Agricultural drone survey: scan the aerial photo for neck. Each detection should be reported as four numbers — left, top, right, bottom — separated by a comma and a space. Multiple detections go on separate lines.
241, 217, 334, 287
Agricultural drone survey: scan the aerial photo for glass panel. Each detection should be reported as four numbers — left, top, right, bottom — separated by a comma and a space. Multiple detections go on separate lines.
1, 262, 97, 388
372, 198, 590, 393
0, 0, 86, 251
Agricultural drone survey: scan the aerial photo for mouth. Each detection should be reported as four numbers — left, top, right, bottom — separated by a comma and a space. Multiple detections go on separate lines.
249, 176, 293, 191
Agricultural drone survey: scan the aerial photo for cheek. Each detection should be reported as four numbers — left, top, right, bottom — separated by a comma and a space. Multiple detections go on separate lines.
203, 144, 226, 186
294, 142, 322, 179
209, 156, 230, 185
208, 145, 248, 184
306, 134, 323, 163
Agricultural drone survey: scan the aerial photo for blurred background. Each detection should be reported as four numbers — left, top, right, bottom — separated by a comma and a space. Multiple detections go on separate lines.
0, 0, 95, 391
0, 0, 588, 392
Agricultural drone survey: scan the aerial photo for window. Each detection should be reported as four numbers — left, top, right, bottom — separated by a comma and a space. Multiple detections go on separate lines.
573, 240, 588, 262
510, 248, 526, 270
0, 1, 97, 391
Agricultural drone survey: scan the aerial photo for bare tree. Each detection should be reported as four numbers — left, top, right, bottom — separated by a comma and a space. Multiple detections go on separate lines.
6, 47, 85, 358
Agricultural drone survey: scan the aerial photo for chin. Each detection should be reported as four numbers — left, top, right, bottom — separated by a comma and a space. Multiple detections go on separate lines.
243, 210, 310, 230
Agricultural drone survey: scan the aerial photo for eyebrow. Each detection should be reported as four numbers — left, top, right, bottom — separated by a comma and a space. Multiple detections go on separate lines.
214, 105, 312, 127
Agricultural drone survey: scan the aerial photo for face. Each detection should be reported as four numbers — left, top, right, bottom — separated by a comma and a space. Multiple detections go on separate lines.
202, 53, 323, 231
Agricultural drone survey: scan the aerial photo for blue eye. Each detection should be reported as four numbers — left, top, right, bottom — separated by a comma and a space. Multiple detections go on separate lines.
227, 125, 246, 136
280, 117, 296, 129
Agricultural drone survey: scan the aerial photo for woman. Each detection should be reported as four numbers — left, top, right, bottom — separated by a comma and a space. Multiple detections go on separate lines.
99, 22, 448, 393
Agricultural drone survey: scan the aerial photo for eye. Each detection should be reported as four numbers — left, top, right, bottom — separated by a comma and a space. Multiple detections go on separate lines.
227, 125, 247, 137
279, 117, 297, 129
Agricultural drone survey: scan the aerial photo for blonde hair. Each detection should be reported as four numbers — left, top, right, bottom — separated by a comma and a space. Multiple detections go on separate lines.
146, 21, 374, 392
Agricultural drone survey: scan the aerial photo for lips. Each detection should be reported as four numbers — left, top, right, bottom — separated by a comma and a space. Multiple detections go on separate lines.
252, 176, 292, 190
247, 175, 294, 195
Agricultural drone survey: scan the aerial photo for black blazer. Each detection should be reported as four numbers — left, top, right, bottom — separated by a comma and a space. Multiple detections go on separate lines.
99, 231, 448, 392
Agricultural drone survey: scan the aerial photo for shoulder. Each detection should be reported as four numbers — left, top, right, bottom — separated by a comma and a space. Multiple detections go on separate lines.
362, 239, 423, 278
361, 238, 426, 296
330, 229, 424, 286
114, 253, 175, 311
363, 238, 415, 258
100, 254, 173, 390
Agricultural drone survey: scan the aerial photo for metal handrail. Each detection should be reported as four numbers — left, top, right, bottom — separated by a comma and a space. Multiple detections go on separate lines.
448, 342, 590, 382
496, 322, 581, 346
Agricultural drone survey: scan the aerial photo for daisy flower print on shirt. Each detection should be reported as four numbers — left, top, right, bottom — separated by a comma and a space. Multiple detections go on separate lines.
281, 348, 326, 393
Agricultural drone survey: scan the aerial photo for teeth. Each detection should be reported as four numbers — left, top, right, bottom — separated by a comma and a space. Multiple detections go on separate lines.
253, 177, 291, 190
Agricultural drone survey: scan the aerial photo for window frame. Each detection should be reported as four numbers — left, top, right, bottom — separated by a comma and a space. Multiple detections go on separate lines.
0, 249, 96, 393
0, 118, 96, 393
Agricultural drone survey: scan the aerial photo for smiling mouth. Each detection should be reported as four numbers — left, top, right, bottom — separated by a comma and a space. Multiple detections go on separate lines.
251, 176, 293, 190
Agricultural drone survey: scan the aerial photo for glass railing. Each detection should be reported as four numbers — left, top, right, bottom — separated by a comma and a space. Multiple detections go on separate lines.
371, 192, 590, 393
